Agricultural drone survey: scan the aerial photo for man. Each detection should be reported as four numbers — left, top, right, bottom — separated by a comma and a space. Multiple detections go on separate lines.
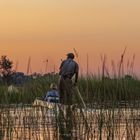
59, 53, 79, 105
58, 53, 79, 139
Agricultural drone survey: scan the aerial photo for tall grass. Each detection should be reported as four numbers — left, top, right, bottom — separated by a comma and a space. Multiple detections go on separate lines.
0, 74, 140, 105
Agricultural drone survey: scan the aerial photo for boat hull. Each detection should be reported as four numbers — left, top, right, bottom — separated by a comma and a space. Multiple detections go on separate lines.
32, 99, 58, 109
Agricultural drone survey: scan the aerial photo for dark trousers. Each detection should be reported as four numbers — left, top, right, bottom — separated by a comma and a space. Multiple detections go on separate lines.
59, 77, 73, 105
58, 77, 75, 139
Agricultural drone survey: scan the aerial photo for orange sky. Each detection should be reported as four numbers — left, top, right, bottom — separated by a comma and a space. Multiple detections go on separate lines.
0, 0, 140, 75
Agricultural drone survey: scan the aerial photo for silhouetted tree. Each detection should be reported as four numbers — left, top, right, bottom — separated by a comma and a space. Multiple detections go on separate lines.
0, 55, 14, 85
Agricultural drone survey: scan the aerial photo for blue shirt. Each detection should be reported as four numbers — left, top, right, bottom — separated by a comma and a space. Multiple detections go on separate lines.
44, 89, 59, 103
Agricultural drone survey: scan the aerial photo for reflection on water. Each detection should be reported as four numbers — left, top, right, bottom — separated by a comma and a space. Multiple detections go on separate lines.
0, 106, 140, 140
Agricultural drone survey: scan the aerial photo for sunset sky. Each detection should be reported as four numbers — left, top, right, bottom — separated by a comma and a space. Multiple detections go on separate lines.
0, 0, 140, 75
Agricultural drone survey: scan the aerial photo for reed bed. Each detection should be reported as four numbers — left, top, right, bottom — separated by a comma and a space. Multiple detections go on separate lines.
0, 51, 140, 140
0, 105, 139, 140
0, 74, 140, 105
0, 75, 140, 140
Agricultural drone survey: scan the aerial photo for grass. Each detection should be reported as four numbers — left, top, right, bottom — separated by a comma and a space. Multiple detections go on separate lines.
0, 74, 140, 106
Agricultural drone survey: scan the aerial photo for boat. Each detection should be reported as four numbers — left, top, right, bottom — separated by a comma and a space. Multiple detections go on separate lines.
32, 98, 58, 109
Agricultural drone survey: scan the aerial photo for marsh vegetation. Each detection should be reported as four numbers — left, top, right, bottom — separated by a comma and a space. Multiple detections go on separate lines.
0, 52, 140, 140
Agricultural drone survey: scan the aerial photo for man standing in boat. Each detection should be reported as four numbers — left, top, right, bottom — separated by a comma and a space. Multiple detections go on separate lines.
58, 53, 79, 140
59, 52, 79, 105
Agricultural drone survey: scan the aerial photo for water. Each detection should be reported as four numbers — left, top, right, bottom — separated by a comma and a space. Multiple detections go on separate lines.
0, 106, 140, 140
